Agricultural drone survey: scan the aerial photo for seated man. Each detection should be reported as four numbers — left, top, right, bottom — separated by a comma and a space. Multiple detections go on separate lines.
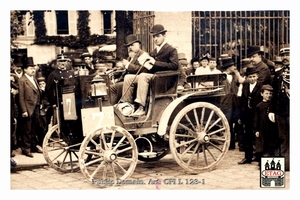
121, 24, 179, 117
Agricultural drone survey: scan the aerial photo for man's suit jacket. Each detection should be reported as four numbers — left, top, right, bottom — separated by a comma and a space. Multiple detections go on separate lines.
18, 75, 41, 117
149, 43, 179, 73
255, 61, 271, 85
240, 82, 263, 121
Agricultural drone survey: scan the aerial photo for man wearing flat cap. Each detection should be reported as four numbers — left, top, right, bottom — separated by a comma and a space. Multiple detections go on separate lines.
247, 46, 271, 85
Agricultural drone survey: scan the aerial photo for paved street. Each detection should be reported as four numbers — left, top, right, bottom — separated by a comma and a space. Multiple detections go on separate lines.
10, 147, 290, 190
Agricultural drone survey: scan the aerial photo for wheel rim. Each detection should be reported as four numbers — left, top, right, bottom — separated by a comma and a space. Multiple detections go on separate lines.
79, 126, 138, 187
42, 124, 82, 173
169, 102, 230, 173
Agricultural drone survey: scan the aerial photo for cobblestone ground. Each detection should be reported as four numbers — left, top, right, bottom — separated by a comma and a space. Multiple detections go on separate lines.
10, 149, 290, 191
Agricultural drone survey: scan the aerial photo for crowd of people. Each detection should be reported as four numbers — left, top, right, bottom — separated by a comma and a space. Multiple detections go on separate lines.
10, 24, 290, 171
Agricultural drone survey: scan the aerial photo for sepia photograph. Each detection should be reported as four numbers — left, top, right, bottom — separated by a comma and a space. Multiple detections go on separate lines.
6, 0, 296, 197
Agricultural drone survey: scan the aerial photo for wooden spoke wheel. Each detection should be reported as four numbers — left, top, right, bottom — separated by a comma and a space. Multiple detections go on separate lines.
169, 102, 230, 173
79, 126, 138, 187
43, 124, 83, 173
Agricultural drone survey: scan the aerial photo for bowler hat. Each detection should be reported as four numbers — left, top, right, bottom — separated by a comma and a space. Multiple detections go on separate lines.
220, 57, 235, 69
245, 67, 259, 76
125, 34, 141, 46
261, 84, 273, 91
150, 24, 167, 35
247, 46, 263, 57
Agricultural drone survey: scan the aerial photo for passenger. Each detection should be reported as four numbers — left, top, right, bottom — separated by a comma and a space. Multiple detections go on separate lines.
121, 24, 179, 117
195, 54, 210, 75
237, 67, 263, 164
113, 35, 150, 107
177, 53, 191, 91
187, 58, 200, 75
18, 57, 43, 158
81, 52, 95, 74
247, 46, 271, 85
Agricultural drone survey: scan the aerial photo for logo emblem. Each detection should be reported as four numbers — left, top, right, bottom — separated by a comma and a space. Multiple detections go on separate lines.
260, 157, 285, 188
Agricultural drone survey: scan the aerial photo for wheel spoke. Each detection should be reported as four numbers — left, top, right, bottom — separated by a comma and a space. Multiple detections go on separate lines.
208, 141, 224, 152
174, 133, 195, 138
50, 149, 66, 163
101, 132, 108, 150
184, 113, 197, 131
90, 161, 105, 179
90, 138, 105, 152
193, 108, 200, 130
205, 146, 217, 161
175, 138, 198, 148
207, 117, 222, 132
114, 161, 127, 174
177, 122, 196, 136
108, 130, 116, 149
200, 107, 205, 128
113, 135, 126, 151
116, 146, 133, 154
179, 141, 196, 158
85, 157, 103, 167
204, 110, 214, 132
202, 144, 208, 166
186, 141, 200, 166
207, 127, 226, 136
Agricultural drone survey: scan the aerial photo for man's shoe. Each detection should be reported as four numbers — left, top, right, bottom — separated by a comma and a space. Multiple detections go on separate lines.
237, 158, 251, 164
22, 152, 34, 158
11, 158, 17, 167
252, 156, 259, 162
130, 107, 145, 117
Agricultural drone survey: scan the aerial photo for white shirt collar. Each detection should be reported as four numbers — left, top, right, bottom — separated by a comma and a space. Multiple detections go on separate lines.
156, 41, 167, 53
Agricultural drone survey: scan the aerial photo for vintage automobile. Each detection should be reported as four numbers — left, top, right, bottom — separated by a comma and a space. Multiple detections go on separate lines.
42, 63, 230, 187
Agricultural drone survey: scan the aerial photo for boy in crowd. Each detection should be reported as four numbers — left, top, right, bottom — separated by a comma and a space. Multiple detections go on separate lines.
253, 84, 279, 166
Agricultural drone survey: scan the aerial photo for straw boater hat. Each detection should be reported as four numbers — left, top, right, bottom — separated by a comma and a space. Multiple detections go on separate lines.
80, 52, 92, 59
150, 24, 167, 35
125, 34, 141, 46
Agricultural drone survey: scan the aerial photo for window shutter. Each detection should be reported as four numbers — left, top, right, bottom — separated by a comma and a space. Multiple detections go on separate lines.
68, 10, 77, 35
45, 11, 56, 36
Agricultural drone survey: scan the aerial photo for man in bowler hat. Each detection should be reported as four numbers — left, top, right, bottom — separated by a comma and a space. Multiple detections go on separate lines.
18, 57, 43, 157
112, 34, 150, 105
247, 46, 271, 85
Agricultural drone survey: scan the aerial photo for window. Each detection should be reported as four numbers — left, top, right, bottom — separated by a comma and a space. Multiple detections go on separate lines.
102, 11, 112, 34
56, 11, 69, 34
